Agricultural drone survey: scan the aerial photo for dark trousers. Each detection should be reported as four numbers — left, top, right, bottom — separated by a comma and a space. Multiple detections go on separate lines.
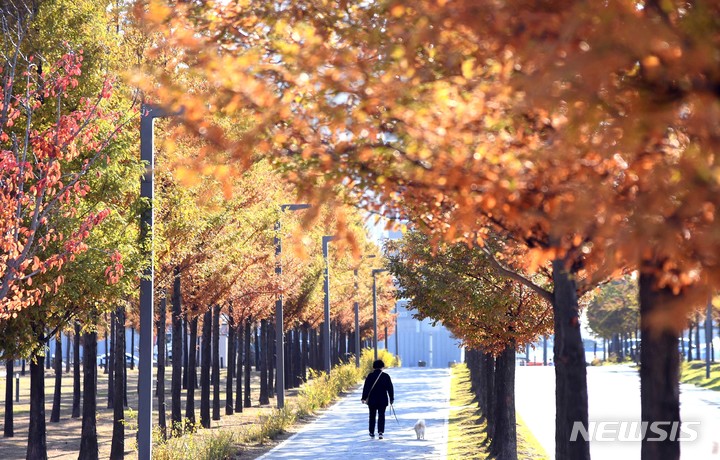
368, 405, 387, 434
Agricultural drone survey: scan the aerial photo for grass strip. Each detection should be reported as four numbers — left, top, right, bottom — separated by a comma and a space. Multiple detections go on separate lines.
447, 363, 549, 459
680, 361, 720, 391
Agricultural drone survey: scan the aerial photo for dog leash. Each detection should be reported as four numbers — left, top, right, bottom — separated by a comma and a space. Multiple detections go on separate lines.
389, 400, 400, 426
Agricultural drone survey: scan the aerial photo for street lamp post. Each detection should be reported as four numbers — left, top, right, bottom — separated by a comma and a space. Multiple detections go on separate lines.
138, 104, 180, 460
353, 255, 376, 367
394, 302, 399, 361
372, 268, 388, 360
275, 204, 310, 409
322, 236, 337, 373
353, 269, 360, 368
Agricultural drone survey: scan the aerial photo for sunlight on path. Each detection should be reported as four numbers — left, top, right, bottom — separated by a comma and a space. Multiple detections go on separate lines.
257, 368, 451, 459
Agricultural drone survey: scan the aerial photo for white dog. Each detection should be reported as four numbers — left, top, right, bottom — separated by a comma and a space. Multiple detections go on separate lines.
413, 419, 426, 440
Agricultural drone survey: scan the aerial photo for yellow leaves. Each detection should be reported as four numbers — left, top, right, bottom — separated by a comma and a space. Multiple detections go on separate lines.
461, 58, 476, 79
391, 46, 405, 60
145, 0, 173, 24
175, 166, 201, 187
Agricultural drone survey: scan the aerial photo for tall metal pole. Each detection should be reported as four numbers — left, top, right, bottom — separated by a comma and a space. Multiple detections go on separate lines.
352, 253, 376, 367
372, 272, 378, 361
322, 236, 336, 373
274, 219, 284, 408
371, 269, 388, 361
354, 269, 360, 368
275, 204, 309, 409
138, 105, 161, 460
394, 302, 399, 361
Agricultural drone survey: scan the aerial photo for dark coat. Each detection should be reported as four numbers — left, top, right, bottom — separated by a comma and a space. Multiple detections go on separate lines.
361, 369, 394, 407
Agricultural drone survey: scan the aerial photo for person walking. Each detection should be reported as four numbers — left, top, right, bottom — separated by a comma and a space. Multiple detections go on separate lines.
361, 359, 394, 440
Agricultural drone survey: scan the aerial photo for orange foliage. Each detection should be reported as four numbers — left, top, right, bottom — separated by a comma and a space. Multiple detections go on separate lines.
135, 0, 720, 327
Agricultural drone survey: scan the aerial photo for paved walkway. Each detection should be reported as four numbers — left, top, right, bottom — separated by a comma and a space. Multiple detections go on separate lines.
257, 368, 451, 459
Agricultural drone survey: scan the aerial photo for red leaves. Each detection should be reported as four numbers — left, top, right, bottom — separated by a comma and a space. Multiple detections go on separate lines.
0, 49, 121, 321
105, 250, 124, 285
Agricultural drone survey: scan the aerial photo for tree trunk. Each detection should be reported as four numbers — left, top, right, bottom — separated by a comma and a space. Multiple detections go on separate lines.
301, 325, 309, 383
695, 313, 701, 361
254, 324, 260, 371
310, 328, 318, 371
110, 308, 126, 459
293, 327, 302, 387
244, 319, 252, 408
212, 305, 221, 421
27, 354, 48, 460
318, 324, 324, 372
687, 323, 693, 361
603, 337, 607, 361
483, 352, 495, 433
72, 322, 81, 418
639, 270, 681, 460
285, 330, 291, 390
468, 350, 480, 410
157, 296, 167, 441
339, 330, 347, 364
490, 343, 517, 460
551, 258, 590, 460
66, 331, 71, 374
679, 330, 685, 360
112, 306, 128, 407
226, 306, 235, 415
78, 331, 98, 460
200, 309, 212, 428
50, 332, 62, 422
107, 311, 115, 409
103, 316, 108, 375
185, 315, 198, 427
182, 316, 189, 390
4, 359, 13, 437
259, 319, 269, 405
268, 321, 275, 398
234, 322, 243, 413
171, 266, 183, 432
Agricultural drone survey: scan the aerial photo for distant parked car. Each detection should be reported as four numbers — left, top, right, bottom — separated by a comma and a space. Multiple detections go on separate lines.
97, 353, 140, 367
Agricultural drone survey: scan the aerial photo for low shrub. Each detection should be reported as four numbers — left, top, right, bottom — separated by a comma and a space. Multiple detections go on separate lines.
153, 429, 235, 460
359, 348, 399, 376
240, 405, 296, 444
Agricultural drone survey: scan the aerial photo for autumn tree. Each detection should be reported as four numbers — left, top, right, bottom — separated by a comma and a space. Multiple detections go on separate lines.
133, 1, 720, 458
388, 229, 551, 459
587, 277, 640, 361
